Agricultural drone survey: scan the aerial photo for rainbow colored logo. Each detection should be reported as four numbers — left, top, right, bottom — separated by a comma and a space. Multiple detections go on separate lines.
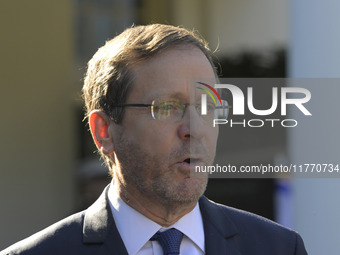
196, 82, 222, 106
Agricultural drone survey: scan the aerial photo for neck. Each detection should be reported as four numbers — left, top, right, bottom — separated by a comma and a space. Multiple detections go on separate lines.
113, 179, 197, 227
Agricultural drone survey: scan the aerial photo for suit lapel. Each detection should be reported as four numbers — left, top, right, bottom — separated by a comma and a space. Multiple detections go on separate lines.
83, 185, 128, 255
199, 196, 242, 255
82, 187, 242, 254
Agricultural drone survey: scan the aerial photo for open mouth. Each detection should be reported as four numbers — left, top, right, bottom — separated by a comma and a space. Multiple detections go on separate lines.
183, 158, 200, 164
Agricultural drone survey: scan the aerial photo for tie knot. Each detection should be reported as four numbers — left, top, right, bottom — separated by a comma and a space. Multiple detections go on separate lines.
151, 228, 184, 255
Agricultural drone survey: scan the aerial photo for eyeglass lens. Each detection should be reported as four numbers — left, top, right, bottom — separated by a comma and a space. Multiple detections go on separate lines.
151, 98, 229, 122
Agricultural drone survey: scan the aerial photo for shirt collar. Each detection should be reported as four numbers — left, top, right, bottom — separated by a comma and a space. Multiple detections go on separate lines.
171, 203, 205, 252
108, 182, 205, 255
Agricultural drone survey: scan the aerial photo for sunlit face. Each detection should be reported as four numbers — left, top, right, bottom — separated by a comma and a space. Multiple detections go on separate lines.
111, 46, 219, 207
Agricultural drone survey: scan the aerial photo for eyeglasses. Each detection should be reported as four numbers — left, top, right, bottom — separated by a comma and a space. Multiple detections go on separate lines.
114, 98, 231, 122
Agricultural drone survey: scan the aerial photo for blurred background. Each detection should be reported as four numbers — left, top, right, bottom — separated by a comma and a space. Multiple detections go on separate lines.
1, 0, 340, 254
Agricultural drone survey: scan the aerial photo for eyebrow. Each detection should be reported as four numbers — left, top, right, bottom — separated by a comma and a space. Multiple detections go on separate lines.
140, 80, 217, 102
142, 92, 189, 102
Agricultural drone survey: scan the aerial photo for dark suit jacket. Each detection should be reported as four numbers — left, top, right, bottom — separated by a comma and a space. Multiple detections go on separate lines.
1, 185, 307, 255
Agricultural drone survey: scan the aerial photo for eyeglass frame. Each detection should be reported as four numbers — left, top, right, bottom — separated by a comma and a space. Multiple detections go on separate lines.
112, 98, 231, 122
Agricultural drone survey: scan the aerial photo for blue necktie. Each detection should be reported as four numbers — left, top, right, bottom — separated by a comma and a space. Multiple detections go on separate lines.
151, 228, 184, 255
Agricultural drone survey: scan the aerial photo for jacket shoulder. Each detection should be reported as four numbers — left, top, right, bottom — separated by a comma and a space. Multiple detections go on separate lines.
200, 197, 308, 254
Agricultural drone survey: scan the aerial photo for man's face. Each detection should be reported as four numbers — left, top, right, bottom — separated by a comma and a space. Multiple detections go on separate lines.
112, 46, 218, 207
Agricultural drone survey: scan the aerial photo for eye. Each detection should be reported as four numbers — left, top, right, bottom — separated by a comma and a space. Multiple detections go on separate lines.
206, 102, 216, 112
151, 98, 184, 120
157, 100, 181, 111
161, 103, 176, 111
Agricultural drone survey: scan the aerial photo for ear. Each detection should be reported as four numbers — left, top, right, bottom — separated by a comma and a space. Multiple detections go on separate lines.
89, 110, 115, 155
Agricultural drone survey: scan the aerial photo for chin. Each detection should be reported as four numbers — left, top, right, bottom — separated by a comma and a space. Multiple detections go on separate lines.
167, 177, 208, 204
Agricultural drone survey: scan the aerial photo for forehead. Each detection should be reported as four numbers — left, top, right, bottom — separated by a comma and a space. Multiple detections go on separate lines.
128, 47, 216, 102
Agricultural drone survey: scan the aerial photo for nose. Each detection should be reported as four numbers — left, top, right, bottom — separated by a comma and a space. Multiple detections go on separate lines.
177, 105, 206, 140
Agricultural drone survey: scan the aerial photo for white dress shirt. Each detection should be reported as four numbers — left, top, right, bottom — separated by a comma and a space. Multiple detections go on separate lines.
108, 183, 205, 255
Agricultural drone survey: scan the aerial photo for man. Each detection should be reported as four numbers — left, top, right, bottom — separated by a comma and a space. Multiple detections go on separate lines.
1, 24, 307, 255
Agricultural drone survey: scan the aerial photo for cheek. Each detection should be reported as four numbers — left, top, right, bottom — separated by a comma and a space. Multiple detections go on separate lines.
207, 128, 219, 151
149, 129, 175, 153
130, 121, 176, 154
